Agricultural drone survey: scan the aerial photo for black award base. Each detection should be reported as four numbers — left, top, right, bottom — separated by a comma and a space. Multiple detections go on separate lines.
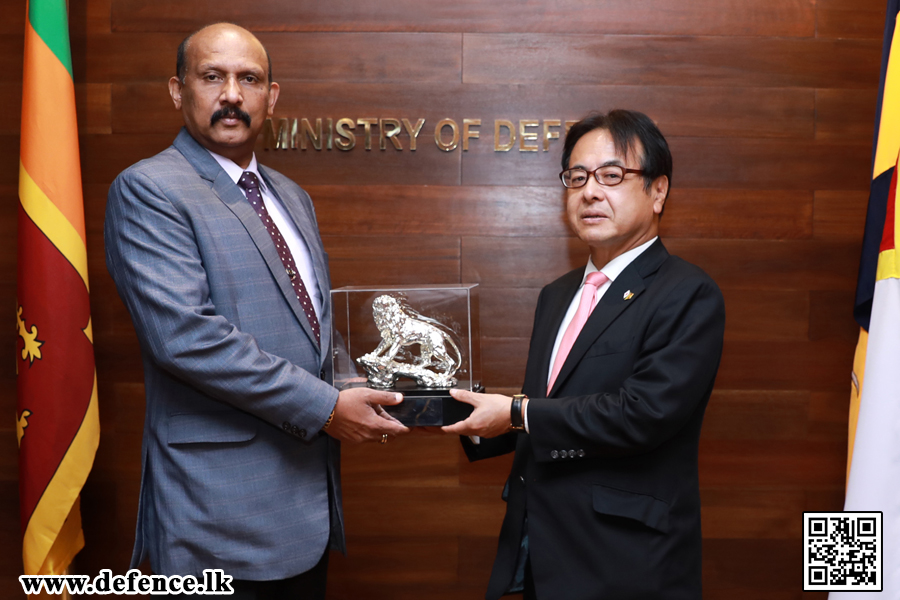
377, 380, 482, 426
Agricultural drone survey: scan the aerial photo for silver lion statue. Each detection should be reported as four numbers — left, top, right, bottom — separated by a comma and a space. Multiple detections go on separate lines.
357, 295, 462, 388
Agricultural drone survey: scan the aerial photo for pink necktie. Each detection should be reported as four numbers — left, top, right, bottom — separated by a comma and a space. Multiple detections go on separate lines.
547, 271, 609, 394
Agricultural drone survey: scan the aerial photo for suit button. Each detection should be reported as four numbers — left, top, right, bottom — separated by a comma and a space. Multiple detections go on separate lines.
568, 450, 576, 458
320, 369, 326, 380
282, 421, 291, 431
299, 429, 307, 439
550, 450, 559, 459
577, 449, 585, 457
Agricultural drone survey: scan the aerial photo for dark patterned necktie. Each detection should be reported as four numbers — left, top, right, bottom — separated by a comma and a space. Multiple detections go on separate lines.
237, 171, 320, 346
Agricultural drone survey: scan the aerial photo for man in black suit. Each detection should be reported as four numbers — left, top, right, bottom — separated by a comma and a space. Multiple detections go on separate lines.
444, 110, 725, 600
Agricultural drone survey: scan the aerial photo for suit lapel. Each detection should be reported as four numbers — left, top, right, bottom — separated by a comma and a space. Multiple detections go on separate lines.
547, 240, 669, 397
172, 129, 321, 349
259, 166, 332, 350
530, 269, 582, 392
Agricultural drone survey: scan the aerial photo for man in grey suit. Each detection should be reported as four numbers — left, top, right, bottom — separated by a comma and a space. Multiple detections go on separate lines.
104, 23, 408, 599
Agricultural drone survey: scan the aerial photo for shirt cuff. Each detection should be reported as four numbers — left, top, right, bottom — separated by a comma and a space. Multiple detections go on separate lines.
523, 399, 530, 434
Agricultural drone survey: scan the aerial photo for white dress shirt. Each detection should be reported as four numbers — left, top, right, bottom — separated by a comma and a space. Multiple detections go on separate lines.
208, 150, 323, 321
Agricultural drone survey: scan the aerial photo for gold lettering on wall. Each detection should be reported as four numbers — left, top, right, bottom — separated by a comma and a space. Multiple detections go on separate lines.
434, 119, 460, 152
300, 118, 322, 150
262, 117, 576, 152
494, 119, 515, 152
335, 118, 356, 151
357, 118, 378, 151
402, 118, 426, 151
543, 119, 561, 152
463, 119, 480, 151
263, 118, 295, 150
380, 118, 403, 150
519, 120, 539, 152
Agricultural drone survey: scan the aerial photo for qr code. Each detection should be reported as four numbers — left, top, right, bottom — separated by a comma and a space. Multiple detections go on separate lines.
804, 511, 882, 591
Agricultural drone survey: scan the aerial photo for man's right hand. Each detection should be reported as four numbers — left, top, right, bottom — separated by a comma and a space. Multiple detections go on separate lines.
325, 387, 410, 443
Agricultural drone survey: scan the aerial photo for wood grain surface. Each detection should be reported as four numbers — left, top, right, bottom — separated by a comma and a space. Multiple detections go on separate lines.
0, 0, 878, 598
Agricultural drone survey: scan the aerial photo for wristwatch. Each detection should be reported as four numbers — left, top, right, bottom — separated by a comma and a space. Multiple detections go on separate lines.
510, 394, 527, 432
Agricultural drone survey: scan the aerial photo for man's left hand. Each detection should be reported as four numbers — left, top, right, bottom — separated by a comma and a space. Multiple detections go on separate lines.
442, 389, 515, 438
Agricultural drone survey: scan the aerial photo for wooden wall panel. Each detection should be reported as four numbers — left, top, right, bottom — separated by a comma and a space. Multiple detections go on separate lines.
0, 138, 20, 185
462, 35, 881, 88
701, 488, 806, 538
660, 190, 814, 240
1, 0, 882, 597
809, 291, 859, 343
0, 482, 24, 599
0, 36, 25, 82
0, 7, 25, 35
324, 235, 460, 286
814, 190, 870, 240
482, 338, 530, 388
65, 0, 113, 36
702, 391, 811, 441
700, 439, 846, 488
74, 32, 183, 82
720, 290, 809, 341
341, 484, 505, 536
478, 287, 542, 338
816, 89, 878, 141
462, 236, 585, 288
816, 0, 885, 39
75, 83, 113, 134
459, 448, 516, 486
668, 239, 861, 290
111, 0, 816, 37
809, 392, 852, 440
703, 539, 806, 598
0, 86, 22, 135
78, 33, 462, 83
717, 340, 855, 391
311, 186, 570, 238
329, 535, 460, 586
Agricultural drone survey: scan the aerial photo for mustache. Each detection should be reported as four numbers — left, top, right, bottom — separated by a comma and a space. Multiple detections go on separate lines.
210, 106, 251, 127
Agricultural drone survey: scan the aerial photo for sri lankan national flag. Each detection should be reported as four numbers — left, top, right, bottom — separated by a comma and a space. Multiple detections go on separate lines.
834, 0, 900, 597
17, 0, 99, 582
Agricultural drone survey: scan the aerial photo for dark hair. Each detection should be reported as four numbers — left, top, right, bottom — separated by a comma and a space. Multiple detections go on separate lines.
176, 24, 273, 84
561, 109, 672, 198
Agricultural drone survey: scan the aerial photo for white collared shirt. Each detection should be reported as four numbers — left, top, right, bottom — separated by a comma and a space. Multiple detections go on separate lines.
207, 150, 323, 321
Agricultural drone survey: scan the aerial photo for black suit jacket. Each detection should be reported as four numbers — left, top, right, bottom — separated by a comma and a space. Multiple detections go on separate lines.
466, 239, 725, 600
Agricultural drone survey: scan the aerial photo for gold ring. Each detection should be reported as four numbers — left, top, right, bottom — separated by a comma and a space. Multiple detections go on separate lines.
381, 434, 388, 444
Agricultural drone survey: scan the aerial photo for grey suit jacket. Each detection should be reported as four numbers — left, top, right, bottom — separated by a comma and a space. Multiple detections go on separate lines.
105, 128, 343, 579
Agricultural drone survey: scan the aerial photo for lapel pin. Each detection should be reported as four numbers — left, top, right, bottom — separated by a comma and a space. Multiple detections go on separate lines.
623, 290, 634, 301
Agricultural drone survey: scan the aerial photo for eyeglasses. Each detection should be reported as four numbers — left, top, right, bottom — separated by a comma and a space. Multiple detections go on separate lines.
560, 165, 644, 189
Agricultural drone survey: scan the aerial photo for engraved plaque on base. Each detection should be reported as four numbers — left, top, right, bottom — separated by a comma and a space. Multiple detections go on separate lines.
331, 284, 482, 426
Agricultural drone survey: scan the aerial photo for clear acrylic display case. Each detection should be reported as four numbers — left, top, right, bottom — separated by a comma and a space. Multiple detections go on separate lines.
330, 284, 482, 426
